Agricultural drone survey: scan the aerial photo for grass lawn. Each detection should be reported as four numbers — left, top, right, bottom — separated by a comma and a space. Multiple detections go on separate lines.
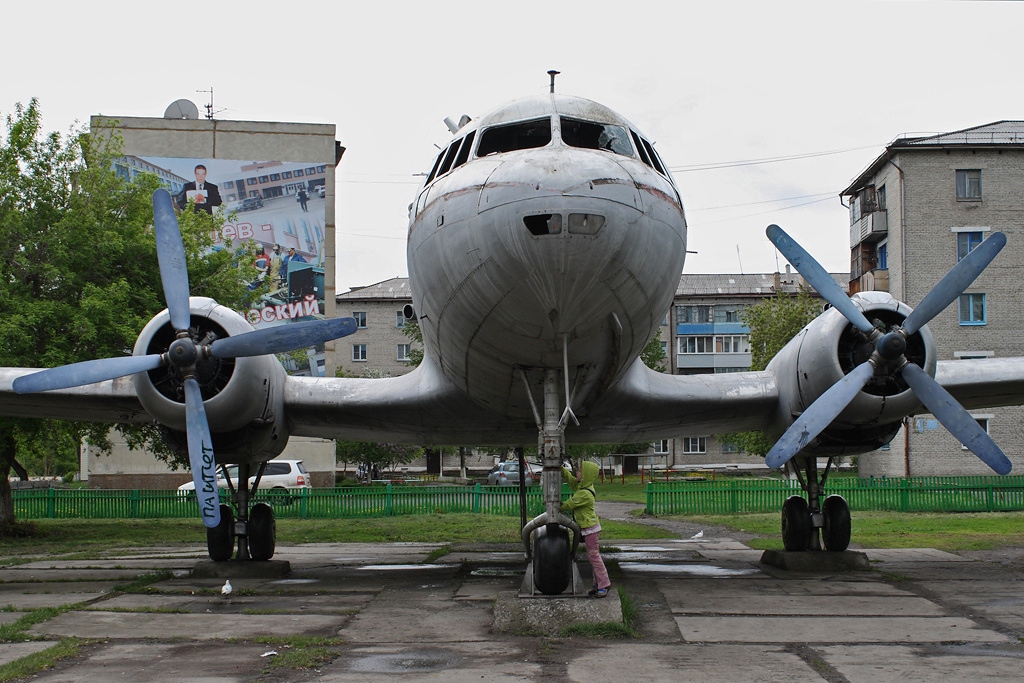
672, 510, 1024, 552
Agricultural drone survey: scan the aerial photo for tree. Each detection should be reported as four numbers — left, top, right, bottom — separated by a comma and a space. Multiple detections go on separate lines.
721, 288, 823, 457
336, 440, 423, 479
640, 332, 667, 372
401, 318, 424, 367
0, 100, 257, 531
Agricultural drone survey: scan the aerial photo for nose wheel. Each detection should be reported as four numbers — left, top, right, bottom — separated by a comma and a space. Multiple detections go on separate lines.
533, 524, 573, 595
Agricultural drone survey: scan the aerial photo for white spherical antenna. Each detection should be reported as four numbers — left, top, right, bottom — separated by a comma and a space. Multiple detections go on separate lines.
164, 99, 200, 120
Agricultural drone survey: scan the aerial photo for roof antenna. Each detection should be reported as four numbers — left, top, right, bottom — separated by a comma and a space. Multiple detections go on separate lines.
548, 70, 560, 94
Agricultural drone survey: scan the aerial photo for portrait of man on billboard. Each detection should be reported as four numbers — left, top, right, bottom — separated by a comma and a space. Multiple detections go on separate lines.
176, 164, 223, 214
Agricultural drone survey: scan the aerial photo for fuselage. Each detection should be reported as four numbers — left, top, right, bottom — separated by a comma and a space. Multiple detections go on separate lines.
407, 94, 687, 421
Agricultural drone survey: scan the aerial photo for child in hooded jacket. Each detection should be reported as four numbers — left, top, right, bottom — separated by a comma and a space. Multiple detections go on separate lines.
560, 460, 611, 597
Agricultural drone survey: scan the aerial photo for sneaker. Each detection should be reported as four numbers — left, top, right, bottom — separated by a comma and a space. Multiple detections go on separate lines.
595, 586, 611, 598
587, 584, 598, 596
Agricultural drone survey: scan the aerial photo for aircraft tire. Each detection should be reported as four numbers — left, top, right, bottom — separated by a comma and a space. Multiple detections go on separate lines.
533, 523, 571, 595
249, 502, 276, 561
781, 495, 811, 552
207, 504, 235, 562
821, 495, 851, 551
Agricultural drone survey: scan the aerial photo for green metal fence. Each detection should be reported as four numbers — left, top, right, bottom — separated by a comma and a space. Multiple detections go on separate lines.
645, 475, 1024, 515
12, 484, 558, 520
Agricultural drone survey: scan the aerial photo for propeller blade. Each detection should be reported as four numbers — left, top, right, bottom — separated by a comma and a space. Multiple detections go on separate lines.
184, 378, 222, 528
901, 363, 1012, 475
902, 232, 1006, 335
12, 355, 164, 394
153, 189, 192, 332
766, 361, 876, 469
208, 317, 358, 359
766, 224, 875, 335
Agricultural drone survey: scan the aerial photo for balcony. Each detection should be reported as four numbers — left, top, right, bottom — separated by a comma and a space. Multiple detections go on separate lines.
850, 210, 888, 247
849, 269, 889, 295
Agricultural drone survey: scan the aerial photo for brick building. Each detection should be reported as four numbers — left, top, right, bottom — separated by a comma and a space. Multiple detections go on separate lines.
842, 121, 1024, 476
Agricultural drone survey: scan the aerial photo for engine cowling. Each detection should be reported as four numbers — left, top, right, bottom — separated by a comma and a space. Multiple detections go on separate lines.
766, 291, 936, 456
132, 297, 290, 464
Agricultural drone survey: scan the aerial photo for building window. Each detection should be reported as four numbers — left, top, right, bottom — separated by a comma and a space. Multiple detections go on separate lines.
224, 180, 234, 189
352, 344, 367, 361
877, 241, 888, 269
682, 437, 706, 454
714, 307, 744, 323
661, 312, 669, 326
259, 175, 269, 184
715, 335, 750, 353
653, 440, 669, 454
956, 169, 981, 201
957, 231, 983, 261
679, 336, 713, 354
660, 341, 668, 357
269, 173, 281, 181
282, 171, 292, 179
247, 177, 258, 185
677, 305, 713, 324
294, 169, 304, 177
962, 418, 990, 450
397, 344, 411, 362
958, 293, 986, 325
353, 311, 367, 328
305, 167, 316, 175
721, 441, 740, 454
396, 311, 406, 328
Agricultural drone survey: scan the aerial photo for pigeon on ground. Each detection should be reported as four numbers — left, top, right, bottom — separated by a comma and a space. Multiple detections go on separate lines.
691, 530, 704, 539
221, 579, 233, 596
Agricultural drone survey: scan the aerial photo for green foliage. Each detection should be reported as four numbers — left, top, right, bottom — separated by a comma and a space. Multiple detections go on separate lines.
719, 287, 823, 456
335, 440, 423, 473
401, 318, 424, 367
640, 332, 667, 372
0, 100, 264, 508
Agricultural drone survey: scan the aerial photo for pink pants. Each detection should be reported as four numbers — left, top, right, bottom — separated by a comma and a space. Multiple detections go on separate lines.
584, 531, 610, 589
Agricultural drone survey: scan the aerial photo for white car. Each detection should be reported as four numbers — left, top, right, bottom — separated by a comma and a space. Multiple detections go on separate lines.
178, 459, 312, 495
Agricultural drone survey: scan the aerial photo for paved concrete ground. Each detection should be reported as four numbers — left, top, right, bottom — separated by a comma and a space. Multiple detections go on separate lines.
0, 504, 1022, 682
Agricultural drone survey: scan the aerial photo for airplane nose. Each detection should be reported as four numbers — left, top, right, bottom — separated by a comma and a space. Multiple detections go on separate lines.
478, 150, 643, 213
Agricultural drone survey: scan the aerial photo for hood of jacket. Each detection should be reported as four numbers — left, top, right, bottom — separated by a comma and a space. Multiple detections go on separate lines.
579, 460, 599, 489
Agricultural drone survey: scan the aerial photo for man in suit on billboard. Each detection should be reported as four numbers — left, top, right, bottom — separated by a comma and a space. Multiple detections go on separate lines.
176, 164, 223, 214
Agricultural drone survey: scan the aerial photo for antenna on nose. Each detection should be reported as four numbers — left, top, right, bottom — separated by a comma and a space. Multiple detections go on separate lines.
548, 70, 560, 93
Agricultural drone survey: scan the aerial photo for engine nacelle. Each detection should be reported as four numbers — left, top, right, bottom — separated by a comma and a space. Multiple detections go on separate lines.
766, 291, 936, 456
132, 297, 290, 464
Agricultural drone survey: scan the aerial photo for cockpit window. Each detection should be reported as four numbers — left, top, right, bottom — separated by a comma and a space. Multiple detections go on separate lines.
453, 131, 475, 169
476, 117, 552, 156
560, 117, 633, 157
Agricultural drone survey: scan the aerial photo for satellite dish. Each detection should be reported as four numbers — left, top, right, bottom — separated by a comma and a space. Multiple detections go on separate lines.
164, 99, 200, 120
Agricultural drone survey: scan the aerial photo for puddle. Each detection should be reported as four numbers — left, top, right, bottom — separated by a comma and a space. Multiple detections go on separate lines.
470, 568, 523, 577
271, 578, 319, 585
619, 562, 759, 577
616, 546, 673, 552
349, 649, 461, 673
357, 564, 450, 571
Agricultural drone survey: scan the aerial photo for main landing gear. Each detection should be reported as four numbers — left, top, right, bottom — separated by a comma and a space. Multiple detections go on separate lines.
206, 461, 277, 562
780, 455, 851, 552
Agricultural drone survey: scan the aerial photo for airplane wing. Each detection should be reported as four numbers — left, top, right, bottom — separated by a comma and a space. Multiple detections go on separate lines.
0, 369, 149, 424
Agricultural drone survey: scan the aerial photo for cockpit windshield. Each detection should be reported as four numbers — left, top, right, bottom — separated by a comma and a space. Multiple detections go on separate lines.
476, 117, 552, 156
560, 117, 633, 157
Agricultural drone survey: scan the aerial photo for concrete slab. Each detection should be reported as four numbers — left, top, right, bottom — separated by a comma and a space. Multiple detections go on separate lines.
0, 641, 60, 667
675, 615, 1014, 643
669, 594, 946, 616
29, 610, 345, 640
658, 578, 912, 599
0, 569, 148, 582
339, 590, 494, 644
821, 644, 1024, 683
567, 643, 824, 683
493, 591, 623, 636
0, 593, 107, 610
454, 577, 521, 601
92, 592, 373, 614
190, 559, 290, 579
0, 581, 121, 596
26, 641, 269, 683
864, 548, 971, 562
0, 612, 23, 625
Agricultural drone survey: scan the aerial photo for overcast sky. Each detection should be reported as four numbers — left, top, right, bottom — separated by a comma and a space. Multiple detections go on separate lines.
6, 1, 1024, 294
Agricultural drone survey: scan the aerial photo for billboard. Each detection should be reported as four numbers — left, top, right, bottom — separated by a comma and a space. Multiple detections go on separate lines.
116, 154, 330, 375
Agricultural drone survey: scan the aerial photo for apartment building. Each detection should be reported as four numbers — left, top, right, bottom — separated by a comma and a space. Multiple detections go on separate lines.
842, 121, 1024, 476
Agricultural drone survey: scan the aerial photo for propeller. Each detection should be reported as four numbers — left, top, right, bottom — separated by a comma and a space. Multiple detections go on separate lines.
13, 189, 360, 525
765, 224, 1010, 475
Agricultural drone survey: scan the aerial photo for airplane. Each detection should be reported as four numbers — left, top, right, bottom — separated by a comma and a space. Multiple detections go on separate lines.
4, 89, 1024, 595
